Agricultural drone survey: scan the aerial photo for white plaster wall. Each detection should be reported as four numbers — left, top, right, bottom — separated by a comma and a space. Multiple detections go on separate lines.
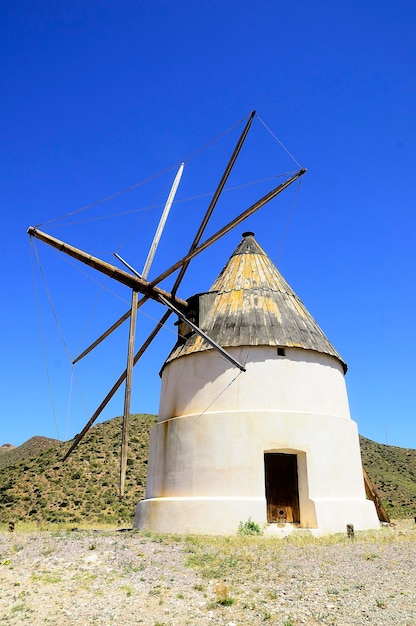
135, 408, 379, 534
134, 346, 380, 535
159, 347, 351, 422
145, 411, 365, 500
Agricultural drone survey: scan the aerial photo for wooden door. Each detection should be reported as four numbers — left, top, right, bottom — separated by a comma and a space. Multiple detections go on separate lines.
264, 453, 300, 523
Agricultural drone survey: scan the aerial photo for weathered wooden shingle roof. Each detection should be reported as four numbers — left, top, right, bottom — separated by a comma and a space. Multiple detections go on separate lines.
164, 232, 347, 372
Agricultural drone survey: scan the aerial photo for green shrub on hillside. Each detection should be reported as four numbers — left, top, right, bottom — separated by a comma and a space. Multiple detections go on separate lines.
0, 414, 157, 525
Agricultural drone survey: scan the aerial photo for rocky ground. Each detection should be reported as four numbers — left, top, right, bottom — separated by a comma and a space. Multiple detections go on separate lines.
0, 521, 415, 625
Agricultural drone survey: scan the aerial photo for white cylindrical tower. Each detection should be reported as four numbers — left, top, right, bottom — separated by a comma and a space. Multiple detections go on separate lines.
134, 233, 379, 535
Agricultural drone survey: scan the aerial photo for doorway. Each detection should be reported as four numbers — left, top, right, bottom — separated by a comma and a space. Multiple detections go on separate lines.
264, 453, 300, 523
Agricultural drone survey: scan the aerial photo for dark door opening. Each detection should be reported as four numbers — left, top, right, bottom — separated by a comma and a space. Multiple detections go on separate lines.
264, 453, 300, 523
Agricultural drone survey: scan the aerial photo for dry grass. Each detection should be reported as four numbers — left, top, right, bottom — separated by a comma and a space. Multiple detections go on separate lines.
1, 521, 415, 625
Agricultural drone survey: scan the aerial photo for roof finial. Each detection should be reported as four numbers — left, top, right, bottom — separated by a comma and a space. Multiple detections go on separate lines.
242, 231, 254, 238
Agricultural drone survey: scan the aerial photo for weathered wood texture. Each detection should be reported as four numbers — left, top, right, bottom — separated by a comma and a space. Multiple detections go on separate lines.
265, 453, 300, 524
119, 289, 138, 499
165, 233, 347, 372
27, 227, 187, 309
362, 465, 391, 523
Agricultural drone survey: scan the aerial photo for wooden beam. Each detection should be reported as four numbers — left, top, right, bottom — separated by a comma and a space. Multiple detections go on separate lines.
362, 465, 390, 523
142, 162, 184, 280
27, 227, 187, 309
171, 110, 256, 295
151, 168, 307, 288
119, 289, 138, 499
62, 310, 172, 461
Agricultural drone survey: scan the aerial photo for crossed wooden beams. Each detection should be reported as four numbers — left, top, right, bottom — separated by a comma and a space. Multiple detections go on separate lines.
28, 110, 306, 496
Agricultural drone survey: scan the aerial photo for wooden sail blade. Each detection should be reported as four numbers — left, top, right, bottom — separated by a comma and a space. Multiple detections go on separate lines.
72, 293, 149, 364
119, 289, 138, 499
150, 168, 307, 288
62, 373, 127, 461
171, 110, 256, 295
62, 309, 172, 461
74, 307, 136, 364
142, 162, 184, 280
27, 227, 187, 309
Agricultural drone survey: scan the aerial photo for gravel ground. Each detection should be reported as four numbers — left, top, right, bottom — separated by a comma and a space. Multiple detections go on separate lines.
0, 522, 415, 625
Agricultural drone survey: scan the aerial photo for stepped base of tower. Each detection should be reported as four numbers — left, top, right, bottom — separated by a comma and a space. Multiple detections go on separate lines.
134, 496, 379, 536
133, 409, 380, 536
134, 497, 265, 535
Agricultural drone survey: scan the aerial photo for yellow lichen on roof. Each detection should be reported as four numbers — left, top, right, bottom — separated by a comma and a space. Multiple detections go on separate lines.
164, 233, 346, 372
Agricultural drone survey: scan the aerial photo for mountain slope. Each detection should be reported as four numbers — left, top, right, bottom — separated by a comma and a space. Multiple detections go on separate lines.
0, 414, 157, 525
0, 436, 60, 470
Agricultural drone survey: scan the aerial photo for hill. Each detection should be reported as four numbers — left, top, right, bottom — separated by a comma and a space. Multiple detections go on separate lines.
0, 416, 415, 526
0, 436, 60, 471
0, 414, 157, 525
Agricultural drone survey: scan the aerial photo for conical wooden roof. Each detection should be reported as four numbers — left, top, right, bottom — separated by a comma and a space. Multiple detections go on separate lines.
164, 232, 347, 372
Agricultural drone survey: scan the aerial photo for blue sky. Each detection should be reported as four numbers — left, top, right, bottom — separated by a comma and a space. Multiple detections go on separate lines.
1, 0, 415, 449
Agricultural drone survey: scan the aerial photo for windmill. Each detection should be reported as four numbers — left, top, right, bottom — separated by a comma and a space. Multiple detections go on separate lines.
28, 111, 306, 500
135, 230, 383, 534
